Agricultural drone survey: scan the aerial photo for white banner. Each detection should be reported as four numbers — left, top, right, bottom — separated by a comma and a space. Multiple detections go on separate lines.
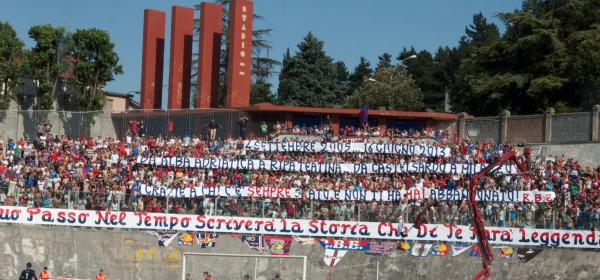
137, 157, 518, 175
243, 140, 451, 157
1, 206, 598, 248
140, 185, 556, 203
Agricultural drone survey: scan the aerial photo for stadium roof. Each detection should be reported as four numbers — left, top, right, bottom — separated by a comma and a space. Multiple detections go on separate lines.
236, 103, 459, 120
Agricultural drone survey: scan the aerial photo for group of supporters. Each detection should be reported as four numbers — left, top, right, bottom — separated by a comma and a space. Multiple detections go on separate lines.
0, 122, 599, 231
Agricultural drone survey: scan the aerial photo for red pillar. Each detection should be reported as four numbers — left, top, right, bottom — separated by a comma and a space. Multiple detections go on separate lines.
226, 0, 253, 108
140, 9, 166, 109
331, 115, 340, 135
167, 6, 194, 109
196, 2, 222, 108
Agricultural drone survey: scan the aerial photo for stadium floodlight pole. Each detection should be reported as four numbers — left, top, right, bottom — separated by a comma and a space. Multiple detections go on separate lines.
368, 55, 417, 85
401, 54, 417, 63
367, 77, 387, 85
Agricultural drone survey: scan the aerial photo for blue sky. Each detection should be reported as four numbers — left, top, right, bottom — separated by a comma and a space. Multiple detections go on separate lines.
2, 0, 523, 105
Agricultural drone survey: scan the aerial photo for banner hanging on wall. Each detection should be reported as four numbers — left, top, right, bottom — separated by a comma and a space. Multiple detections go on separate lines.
140, 184, 556, 203
137, 157, 518, 175
2, 206, 600, 249
242, 140, 451, 157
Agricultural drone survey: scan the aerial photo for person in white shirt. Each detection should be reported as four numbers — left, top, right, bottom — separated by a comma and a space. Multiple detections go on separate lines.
397, 212, 404, 234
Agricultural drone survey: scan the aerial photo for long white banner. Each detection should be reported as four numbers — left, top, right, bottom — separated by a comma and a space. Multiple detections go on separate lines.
140, 185, 556, 203
1, 206, 597, 248
137, 157, 518, 175
242, 140, 451, 157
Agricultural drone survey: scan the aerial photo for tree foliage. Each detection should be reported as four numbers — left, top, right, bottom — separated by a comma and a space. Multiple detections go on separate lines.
0, 21, 24, 110
449, 1, 600, 115
346, 56, 373, 97
67, 28, 123, 111
25, 24, 69, 110
376, 52, 393, 71
345, 64, 423, 111
276, 32, 346, 107
400, 49, 447, 111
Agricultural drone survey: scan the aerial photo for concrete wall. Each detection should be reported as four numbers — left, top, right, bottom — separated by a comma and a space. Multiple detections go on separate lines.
552, 113, 592, 143
1, 224, 599, 280
458, 107, 600, 144
507, 115, 544, 144
529, 142, 600, 167
0, 110, 117, 140
465, 117, 501, 143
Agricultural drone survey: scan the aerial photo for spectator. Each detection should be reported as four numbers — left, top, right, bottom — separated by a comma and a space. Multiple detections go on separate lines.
36, 122, 45, 137
43, 120, 52, 136
260, 122, 268, 140
205, 119, 221, 141
238, 116, 249, 139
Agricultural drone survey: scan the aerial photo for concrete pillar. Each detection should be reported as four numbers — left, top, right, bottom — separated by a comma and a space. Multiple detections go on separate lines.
196, 2, 222, 108
284, 113, 293, 129
544, 108, 554, 143
167, 6, 194, 109
457, 112, 468, 142
226, 0, 253, 108
592, 105, 600, 141
331, 115, 340, 135
140, 9, 166, 109
501, 110, 510, 143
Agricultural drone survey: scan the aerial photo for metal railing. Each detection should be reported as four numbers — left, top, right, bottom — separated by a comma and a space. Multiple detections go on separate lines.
0, 108, 244, 141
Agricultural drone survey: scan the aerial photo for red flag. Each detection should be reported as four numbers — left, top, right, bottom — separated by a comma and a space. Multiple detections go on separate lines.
264, 236, 292, 256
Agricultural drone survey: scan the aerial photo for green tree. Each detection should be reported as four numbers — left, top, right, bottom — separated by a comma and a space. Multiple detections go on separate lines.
347, 56, 373, 97
276, 32, 345, 107
448, 13, 503, 115
345, 63, 423, 111
375, 52, 393, 71
334, 60, 349, 83
465, 0, 600, 115
25, 24, 69, 110
0, 21, 24, 110
400, 49, 447, 111
67, 28, 123, 111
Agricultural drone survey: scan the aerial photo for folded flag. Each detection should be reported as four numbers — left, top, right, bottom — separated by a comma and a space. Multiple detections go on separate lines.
365, 241, 396, 256
451, 243, 471, 257
470, 245, 480, 257
498, 247, 513, 259
408, 243, 433, 258
197, 233, 218, 248
517, 248, 543, 263
317, 239, 368, 250
177, 233, 195, 246
243, 235, 264, 251
323, 249, 347, 267
265, 236, 292, 256
430, 243, 448, 256
295, 237, 315, 245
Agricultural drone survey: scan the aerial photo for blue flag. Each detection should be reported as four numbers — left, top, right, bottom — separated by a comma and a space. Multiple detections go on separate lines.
358, 104, 369, 127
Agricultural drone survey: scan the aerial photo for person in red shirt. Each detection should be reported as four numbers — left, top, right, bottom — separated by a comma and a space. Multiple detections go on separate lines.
39, 267, 49, 280
96, 269, 106, 280
287, 202, 296, 218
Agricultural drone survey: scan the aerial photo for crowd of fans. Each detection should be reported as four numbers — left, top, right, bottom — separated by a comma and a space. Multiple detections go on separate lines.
1, 121, 599, 232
